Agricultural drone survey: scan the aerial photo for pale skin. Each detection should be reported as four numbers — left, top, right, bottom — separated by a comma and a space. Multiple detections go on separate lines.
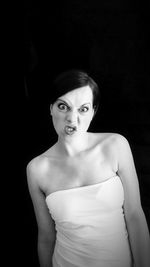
27, 85, 150, 267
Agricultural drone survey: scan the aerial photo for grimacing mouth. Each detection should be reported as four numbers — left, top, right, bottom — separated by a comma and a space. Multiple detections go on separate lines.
65, 125, 77, 134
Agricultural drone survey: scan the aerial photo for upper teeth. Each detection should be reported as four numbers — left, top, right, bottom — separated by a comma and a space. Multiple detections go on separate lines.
67, 127, 74, 132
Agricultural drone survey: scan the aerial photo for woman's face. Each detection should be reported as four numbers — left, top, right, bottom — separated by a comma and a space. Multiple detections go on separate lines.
50, 85, 94, 139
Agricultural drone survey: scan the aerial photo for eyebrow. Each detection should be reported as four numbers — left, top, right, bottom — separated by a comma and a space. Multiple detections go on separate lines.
56, 98, 91, 107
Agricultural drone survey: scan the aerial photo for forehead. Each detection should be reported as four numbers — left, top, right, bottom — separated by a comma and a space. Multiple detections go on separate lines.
58, 85, 93, 105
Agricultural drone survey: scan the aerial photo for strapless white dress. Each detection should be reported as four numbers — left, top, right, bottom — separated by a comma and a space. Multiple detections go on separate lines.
45, 175, 133, 267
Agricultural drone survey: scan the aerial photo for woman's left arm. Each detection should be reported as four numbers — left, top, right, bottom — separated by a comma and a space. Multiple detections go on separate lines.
116, 134, 150, 267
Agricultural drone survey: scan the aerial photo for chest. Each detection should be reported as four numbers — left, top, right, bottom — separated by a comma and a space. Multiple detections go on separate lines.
45, 147, 116, 194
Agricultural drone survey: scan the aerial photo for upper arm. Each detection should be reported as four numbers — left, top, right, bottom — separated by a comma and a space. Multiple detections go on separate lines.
26, 160, 56, 242
116, 135, 142, 217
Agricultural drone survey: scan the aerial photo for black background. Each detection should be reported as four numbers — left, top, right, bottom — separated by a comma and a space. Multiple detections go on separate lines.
23, 1, 150, 266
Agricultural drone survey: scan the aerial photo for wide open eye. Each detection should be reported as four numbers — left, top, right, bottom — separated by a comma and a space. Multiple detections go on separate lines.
57, 103, 69, 112
79, 106, 89, 113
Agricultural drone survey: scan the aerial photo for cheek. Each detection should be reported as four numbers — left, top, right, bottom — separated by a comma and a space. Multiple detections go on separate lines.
52, 113, 65, 129
81, 114, 93, 126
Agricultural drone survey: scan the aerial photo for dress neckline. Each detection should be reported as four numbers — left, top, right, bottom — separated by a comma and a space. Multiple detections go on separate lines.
45, 175, 119, 201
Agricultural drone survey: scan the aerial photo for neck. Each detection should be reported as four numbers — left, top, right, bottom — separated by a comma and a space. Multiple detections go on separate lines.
57, 132, 90, 157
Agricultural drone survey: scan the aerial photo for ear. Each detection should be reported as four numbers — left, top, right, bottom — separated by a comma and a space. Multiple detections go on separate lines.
92, 105, 97, 119
50, 104, 53, 116
92, 106, 95, 118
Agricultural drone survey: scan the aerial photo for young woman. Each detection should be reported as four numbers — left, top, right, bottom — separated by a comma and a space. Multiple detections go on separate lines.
27, 70, 150, 267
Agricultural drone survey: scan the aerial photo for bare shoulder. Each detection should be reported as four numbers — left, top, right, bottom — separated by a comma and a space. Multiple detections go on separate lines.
112, 133, 129, 144
104, 133, 131, 155
90, 133, 131, 161
27, 156, 46, 176
26, 155, 50, 186
26, 144, 58, 188
92, 132, 128, 147
111, 133, 131, 152
26, 155, 57, 240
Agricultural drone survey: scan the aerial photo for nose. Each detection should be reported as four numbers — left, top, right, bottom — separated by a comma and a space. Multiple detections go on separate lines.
66, 110, 78, 124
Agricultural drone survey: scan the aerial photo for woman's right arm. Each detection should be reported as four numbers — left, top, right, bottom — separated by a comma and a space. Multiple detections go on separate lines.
26, 160, 56, 267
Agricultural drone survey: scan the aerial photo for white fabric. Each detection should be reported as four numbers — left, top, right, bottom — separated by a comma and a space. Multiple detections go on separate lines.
45, 175, 133, 267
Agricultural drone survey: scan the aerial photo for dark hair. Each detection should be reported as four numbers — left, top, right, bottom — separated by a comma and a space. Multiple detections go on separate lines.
50, 69, 100, 114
